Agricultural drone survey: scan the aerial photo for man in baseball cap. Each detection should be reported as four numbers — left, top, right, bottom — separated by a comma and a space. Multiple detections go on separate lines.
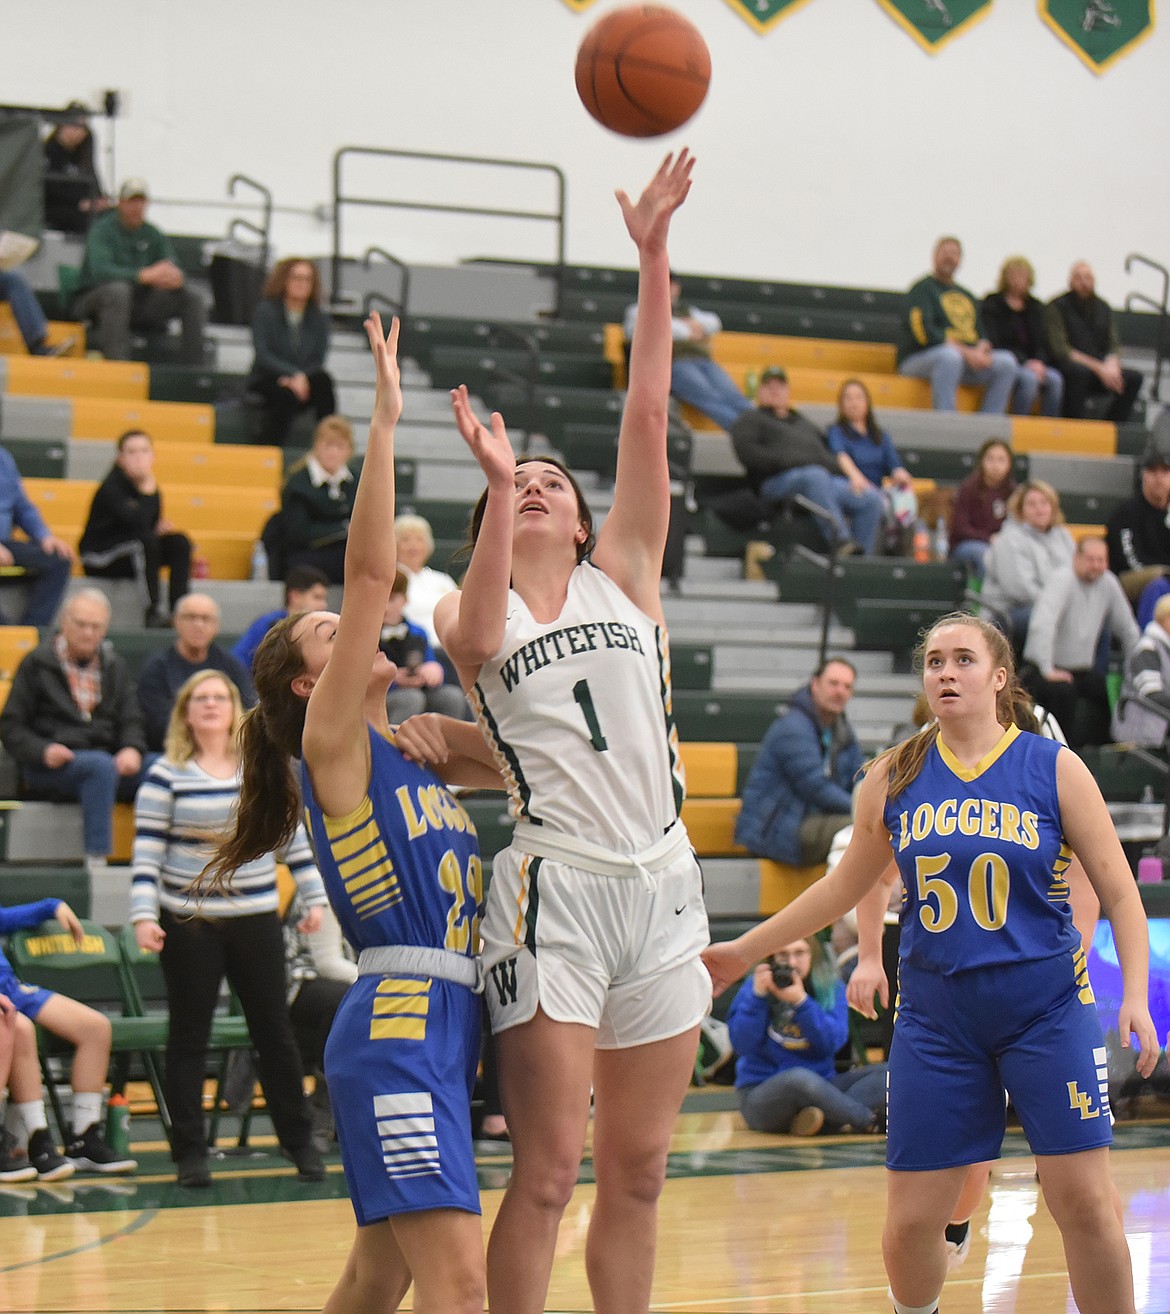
74, 177, 206, 363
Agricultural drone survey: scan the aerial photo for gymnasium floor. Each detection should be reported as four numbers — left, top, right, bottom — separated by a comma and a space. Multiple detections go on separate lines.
1, 1092, 1168, 1313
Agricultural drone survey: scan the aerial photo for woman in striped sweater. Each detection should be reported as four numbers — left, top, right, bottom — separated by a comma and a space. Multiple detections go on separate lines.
130, 668, 329, 1189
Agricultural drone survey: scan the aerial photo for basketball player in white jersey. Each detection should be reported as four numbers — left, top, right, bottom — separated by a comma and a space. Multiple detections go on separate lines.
433, 150, 710, 1314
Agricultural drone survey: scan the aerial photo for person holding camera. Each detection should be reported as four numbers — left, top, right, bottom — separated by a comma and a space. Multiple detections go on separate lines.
380, 571, 470, 723
726, 936, 887, 1137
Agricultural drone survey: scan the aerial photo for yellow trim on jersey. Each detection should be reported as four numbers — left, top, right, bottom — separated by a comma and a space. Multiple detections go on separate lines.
320, 795, 402, 920
1073, 944, 1095, 1006
320, 793, 375, 833
1048, 841, 1073, 902
936, 723, 1020, 782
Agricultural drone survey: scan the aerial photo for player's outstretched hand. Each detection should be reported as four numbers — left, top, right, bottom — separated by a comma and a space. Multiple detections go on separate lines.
616, 148, 694, 256
365, 313, 403, 429
449, 385, 514, 489
1118, 997, 1161, 1078
845, 957, 889, 1020
702, 938, 752, 998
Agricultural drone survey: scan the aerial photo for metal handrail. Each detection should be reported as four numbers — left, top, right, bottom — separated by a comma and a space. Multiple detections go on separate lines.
330, 146, 566, 317
227, 174, 272, 269
361, 246, 411, 322
480, 323, 542, 454
1125, 252, 1169, 402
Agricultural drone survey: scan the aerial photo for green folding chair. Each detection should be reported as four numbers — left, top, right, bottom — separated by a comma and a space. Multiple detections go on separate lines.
6, 919, 171, 1144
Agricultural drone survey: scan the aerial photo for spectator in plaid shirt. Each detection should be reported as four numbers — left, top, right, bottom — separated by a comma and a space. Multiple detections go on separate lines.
0, 588, 147, 877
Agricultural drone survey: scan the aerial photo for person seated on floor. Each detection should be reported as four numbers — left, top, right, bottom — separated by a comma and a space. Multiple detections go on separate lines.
825, 378, 917, 554
247, 258, 337, 446
0, 895, 137, 1176
79, 429, 192, 628
380, 570, 471, 723
980, 480, 1076, 656
280, 415, 357, 584
727, 936, 887, 1136
0, 588, 146, 880
623, 274, 752, 431
231, 565, 330, 673
136, 592, 256, 753
730, 368, 884, 554
948, 437, 1017, 578
0, 442, 74, 626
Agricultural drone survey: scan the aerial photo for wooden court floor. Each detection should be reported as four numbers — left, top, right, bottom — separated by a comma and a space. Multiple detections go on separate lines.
1, 1099, 1168, 1314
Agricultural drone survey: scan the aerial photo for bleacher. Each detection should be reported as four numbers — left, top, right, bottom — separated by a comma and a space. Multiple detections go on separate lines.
1, 249, 1165, 938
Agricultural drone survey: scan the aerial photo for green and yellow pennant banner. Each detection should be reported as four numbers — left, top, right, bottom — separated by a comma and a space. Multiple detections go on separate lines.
1039, 0, 1155, 72
722, 0, 816, 34
874, 0, 993, 51
559, 0, 599, 11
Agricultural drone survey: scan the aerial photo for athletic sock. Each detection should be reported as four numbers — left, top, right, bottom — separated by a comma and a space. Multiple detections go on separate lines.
889, 1289, 939, 1314
71, 1092, 103, 1135
11, 1100, 47, 1147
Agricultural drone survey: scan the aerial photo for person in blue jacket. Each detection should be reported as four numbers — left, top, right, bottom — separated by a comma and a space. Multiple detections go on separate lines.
727, 935, 886, 1135
734, 658, 861, 866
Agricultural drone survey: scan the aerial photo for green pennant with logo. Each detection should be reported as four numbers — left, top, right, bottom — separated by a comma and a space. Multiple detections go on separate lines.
1039, 0, 1155, 73
722, 0, 816, 35
874, 0, 993, 51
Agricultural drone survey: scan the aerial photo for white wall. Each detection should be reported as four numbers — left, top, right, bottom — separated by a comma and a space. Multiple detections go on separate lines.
6, 0, 1167, 304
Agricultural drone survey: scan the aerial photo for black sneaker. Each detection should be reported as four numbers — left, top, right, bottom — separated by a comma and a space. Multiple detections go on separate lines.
284, 1143, 325, 1182
0, 1129, 37, 1183
64, 1123, 138, 1175
28, 1128, 76, 1181
176, 1154, 211, 1189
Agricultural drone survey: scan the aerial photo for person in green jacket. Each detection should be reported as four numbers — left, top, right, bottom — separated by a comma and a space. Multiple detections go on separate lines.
73, 178, 207, 363
896, 235, 1016, 413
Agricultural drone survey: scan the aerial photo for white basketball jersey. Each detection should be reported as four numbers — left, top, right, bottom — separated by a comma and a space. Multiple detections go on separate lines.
471, 562, 686, 852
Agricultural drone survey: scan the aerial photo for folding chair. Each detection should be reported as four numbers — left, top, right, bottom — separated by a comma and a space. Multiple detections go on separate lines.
6, 919, 171, 1143
115, 924, 255, 1150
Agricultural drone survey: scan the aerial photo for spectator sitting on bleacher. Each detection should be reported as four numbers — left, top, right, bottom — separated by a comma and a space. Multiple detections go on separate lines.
231, 564, 330, 673
1106, 424, 1170, 604
982, 256, 1063, 417
980, 480, 1076, 655
896, 236, 1016, 413
734, 657, 861, 866
0, 896, 137, 1176
395, 511, 462, 679
0, 588, 146, 880
726, 937, 886, 1137
72, 179, 207, 365
247, 258, 336, 446
42, 102, 108, 235
79, 429, 192, 629
380, 570, 471, 723
948, 438, 1016, 578
136, 592, 256, 753
1022, 536, 1139, 749
0, 443, 74, 626
280, 415, 357, 584
1112, 593, 1170, 748
0, 269, 74, 357
1046, 262, 1142, 423
825, 378, 916, 554
623, 275, 752, 431
731, 367, 884, 554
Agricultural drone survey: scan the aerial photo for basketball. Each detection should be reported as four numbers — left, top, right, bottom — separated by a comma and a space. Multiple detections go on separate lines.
575, 6, 711, 139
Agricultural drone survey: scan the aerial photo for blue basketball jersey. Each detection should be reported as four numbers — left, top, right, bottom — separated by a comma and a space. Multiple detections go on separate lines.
884, 725, 1080, 974
300, 726, 482, 961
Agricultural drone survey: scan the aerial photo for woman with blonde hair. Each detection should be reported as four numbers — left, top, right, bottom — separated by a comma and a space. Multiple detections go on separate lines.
130, 668, 328, 1189
982, 256, 1063, 417
981, 478, 1075, 652
704, 611, 1157, 1314
280, 414, 356, 582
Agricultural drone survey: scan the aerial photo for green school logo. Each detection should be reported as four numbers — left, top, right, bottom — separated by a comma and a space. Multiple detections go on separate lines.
874, 0, 994, 51
722, 0, 817, 35
1039, 0, 1155, 73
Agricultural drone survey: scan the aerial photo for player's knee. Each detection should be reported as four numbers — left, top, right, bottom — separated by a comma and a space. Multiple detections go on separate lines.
1042, 1178, 1117, 1237
515, 1154, 581, 1212
595, 1144, 669, 1208
79, 1006, 112, 1050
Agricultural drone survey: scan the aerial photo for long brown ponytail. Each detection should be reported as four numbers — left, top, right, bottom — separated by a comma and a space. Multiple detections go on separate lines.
197, 614, 310, 895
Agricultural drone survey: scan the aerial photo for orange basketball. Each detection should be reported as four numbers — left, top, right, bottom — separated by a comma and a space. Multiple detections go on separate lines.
575, 5, 711, 139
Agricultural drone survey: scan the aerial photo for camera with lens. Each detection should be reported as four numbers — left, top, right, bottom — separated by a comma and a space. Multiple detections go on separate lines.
770, 955, 795, 989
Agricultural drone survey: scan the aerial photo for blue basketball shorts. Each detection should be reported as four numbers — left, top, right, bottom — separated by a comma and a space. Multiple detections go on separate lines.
886, 953, 1112, 1171
324, 972, 483, 1226
0, 968, 52, 1020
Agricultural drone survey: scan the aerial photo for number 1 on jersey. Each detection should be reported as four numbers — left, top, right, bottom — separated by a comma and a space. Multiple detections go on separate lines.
572, 678, 609, 752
